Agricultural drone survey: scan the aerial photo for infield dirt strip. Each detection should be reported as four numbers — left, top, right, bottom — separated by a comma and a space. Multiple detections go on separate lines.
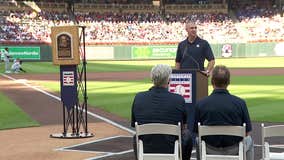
0, 68, 284, 160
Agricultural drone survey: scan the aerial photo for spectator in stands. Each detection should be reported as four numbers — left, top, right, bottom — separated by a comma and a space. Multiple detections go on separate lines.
194, 65, 254, 160
131, 64, 193, 160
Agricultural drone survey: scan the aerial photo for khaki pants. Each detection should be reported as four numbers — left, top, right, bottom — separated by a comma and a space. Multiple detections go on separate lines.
196, 136, 254, 160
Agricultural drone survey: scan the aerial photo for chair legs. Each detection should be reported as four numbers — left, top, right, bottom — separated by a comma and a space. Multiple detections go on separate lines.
133, 135, 138, 160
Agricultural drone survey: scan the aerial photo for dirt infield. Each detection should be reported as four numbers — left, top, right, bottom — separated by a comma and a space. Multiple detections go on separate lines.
7, 68, 284, 82
0, 68, 284, 160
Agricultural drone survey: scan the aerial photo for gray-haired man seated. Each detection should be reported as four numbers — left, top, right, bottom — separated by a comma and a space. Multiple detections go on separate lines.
131, 64, 193, 160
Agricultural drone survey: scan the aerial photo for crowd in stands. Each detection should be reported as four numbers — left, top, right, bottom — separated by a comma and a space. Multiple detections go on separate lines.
165, 0, 224, 4
0, 1, 284, 44
36, 0, 220, 4
35, 0, 152, 4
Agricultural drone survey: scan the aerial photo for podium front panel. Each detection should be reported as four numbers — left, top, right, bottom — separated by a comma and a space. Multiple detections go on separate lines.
169, 72, 193, 103
169, 69, 208, 132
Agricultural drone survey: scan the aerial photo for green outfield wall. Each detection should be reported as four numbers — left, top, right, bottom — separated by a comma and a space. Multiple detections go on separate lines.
0, 45, 51, 61
1, 42, 283, 61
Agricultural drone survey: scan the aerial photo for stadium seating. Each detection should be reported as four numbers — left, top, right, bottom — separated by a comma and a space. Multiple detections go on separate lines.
0, 1, 283, 44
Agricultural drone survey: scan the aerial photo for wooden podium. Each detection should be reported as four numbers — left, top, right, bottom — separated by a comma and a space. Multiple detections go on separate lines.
194, 70, 208, 102
169, 69, 208, 132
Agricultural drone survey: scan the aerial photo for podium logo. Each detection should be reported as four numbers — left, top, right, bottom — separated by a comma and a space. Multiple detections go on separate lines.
169, 73, 192, 103
175, 85, 186, 96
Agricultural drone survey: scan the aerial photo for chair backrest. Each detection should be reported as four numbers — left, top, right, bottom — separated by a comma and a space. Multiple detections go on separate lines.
135, 122, 182, 160
261, 123, 284, 160
198, 123, 246, 160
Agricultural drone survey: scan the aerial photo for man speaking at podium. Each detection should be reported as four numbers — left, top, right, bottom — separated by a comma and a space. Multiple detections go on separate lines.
174, 21, 215, 143
175, 21, 215, 76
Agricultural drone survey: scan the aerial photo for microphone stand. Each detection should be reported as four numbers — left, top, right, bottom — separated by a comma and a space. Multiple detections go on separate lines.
182, 45, 200, 71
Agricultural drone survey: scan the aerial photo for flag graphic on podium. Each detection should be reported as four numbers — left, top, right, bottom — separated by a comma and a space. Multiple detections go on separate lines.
169, 73, 192, 103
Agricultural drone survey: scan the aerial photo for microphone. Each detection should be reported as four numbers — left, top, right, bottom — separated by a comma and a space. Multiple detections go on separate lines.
182, 45, 200, 70
189, 55, 200, 71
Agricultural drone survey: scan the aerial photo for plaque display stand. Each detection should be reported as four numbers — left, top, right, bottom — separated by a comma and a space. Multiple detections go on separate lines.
50, 26, 93, 139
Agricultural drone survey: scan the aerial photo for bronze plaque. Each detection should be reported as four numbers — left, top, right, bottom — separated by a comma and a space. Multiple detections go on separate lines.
57, 34, 72, 59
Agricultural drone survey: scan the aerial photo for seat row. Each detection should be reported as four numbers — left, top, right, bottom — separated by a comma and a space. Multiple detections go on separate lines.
135, 122, 284, 160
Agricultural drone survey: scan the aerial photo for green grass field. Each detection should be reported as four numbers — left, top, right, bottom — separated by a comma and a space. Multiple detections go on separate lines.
1, 57, 284, 73
1, 57, 284, 130
37, 75, 284, 123
0, 92, 39, 130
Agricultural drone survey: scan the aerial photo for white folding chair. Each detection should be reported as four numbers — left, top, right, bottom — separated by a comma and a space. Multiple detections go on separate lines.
135, 122, 182, 160
261, 123, 284, 160
198, 123, 246, 160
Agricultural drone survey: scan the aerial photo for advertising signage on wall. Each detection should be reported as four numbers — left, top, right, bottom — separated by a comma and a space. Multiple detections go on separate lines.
0, 46, 40, 60
131, 46, 177, 59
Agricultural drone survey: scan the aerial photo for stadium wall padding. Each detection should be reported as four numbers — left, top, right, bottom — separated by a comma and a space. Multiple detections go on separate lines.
3, 42, 284, 61
40, 45, 53, 61
114, 46, 132, 59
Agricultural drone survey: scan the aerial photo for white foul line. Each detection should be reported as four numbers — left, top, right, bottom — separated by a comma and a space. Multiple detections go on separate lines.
0, 73, 135, 135
1, 74, 61, 101
56, 135, 125, 151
